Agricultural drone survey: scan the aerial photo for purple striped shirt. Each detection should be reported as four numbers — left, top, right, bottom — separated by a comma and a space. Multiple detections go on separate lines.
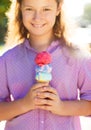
0, 39, 91, 130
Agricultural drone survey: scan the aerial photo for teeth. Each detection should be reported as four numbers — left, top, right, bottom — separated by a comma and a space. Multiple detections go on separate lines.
32, 24, 43, 28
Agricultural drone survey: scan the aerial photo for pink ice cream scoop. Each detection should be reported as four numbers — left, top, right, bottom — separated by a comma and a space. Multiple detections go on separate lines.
35, 51, 52, 82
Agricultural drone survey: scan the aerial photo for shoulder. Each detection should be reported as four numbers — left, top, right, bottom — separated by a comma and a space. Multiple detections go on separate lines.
60, 41, 91, 68
81, 56, 91, 73
0, 41, 27, 62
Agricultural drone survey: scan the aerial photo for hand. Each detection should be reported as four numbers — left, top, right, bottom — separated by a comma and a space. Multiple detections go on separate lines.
22, 82, 49, 112
35, 85, 64, 115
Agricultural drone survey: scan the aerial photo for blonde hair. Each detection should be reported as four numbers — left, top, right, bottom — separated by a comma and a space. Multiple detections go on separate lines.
5, 0, 72, 46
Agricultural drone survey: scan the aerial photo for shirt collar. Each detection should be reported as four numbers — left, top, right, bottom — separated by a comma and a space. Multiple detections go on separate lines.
24, 38, 62, 53
23, 38, 73, 65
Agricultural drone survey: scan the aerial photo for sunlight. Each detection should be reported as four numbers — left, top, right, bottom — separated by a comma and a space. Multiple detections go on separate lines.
64, 0, 91, 17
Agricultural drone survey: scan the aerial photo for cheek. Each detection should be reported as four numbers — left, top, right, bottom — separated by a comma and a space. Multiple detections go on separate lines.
22, 13, 32, 22
46, 14, 57, 25
22, 15, 31, 27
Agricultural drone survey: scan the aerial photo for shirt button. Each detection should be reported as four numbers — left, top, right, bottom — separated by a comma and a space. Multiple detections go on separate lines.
41, 121, 44, 124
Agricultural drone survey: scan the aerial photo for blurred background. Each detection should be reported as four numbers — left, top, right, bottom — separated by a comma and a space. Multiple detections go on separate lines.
64, 0, 91, 52
0, 0, 91, 130
0, 0, 11, 45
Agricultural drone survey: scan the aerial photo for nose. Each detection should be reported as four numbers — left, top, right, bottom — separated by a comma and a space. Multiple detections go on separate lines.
33, 11, 42, 21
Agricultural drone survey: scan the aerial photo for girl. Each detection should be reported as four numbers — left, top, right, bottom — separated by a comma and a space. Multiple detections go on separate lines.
0, 0, 91, 130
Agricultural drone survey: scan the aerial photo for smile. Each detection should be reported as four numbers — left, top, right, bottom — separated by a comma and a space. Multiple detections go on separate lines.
32, 24, 45, 28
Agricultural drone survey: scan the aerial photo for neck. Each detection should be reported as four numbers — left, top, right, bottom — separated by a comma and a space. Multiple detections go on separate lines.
29, 33, 55, 52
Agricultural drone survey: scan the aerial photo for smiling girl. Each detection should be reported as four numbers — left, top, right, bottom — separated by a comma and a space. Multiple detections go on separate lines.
0, 0, 91, 130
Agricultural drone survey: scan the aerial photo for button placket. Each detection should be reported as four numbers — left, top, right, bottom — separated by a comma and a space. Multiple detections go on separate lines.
39, 110, 45, 130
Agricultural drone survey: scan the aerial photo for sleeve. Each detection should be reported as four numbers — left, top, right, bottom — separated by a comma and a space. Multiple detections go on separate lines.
78, 58, 91, 101
0, 55, 10, 102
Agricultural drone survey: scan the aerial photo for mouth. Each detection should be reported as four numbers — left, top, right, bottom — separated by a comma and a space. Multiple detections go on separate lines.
31, 23, 45, 28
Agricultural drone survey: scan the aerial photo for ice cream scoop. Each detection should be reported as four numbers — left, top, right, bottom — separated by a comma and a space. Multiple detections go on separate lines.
35, 51, 52, 82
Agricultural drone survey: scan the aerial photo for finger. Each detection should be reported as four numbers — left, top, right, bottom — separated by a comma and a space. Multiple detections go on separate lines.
31, 82, 49, 91
37, 92, 56, 100
35, 98, 53, 106
38, 86, 57, 95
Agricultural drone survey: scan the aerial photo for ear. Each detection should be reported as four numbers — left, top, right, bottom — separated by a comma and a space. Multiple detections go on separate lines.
56, 3, 62, 16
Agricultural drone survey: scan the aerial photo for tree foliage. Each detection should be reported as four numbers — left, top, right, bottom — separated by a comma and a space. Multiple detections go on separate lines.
78, 3, 91, 28
83, 3, 91, 24
0, 0, 11, 45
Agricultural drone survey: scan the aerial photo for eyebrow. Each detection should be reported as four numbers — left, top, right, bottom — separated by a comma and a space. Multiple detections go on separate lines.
22, 3, 52, 8
22, 4, 32, 7
22, 5, 53, 10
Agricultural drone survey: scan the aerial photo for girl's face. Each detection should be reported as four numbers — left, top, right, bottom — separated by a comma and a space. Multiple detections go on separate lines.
21, 0, 60, 38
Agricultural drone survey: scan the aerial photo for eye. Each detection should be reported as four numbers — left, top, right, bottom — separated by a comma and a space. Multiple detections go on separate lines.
25, 8, 33, 11
43, 8, 51, 11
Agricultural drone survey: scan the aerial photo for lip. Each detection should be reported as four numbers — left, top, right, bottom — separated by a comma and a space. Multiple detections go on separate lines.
31, 23, 45, 28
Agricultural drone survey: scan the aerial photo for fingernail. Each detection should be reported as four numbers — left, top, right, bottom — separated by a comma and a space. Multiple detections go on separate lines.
43, 87, 47, 90
35, 97, 38, 101
37, 92, 40, 96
